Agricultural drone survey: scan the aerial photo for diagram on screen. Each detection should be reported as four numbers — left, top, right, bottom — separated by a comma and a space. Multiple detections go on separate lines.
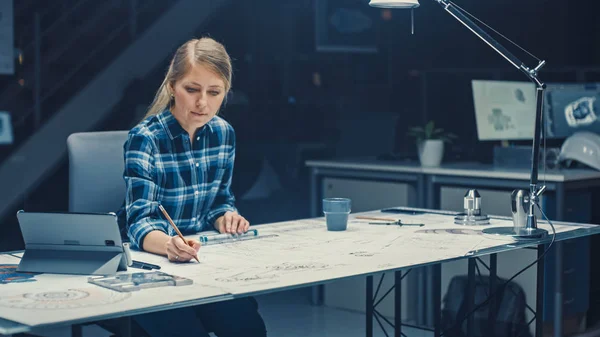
487, 108, 515, 131
472, 80, 536, 140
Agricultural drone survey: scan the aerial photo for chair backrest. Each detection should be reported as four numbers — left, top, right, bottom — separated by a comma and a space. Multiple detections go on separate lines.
67, 131, 129, 213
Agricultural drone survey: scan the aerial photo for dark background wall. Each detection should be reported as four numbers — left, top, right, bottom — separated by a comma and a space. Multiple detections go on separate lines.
214, 0, 600, 163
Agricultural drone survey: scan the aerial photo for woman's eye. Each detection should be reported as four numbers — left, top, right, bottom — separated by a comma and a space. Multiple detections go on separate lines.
209, 91, 220, 96
186, 88, 198, 93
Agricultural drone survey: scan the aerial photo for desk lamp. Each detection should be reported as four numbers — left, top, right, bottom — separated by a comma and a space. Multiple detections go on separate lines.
369, 0, 548, 239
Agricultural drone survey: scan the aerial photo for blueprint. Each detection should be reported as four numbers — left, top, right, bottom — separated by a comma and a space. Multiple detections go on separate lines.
0, 254, 226, 327
150, 212, 591, 294
0, 210, 596, 327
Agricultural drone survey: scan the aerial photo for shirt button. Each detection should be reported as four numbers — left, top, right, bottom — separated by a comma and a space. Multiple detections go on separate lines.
191, 217, 196, 222
195, 163, 199, 167
196, 137, 200, 141
194, 191, 199, 195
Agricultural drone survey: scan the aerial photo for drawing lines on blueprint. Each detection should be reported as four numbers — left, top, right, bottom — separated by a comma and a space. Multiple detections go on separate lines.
215, 271, 278, 284
382, 234, 406, 250
0, 288, 131, 310
416, 228, 483, 235
212, 262, 336, 285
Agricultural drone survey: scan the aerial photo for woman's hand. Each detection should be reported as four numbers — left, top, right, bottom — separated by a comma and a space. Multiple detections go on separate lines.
165, 237, 200, 263
215, 211, 250, 234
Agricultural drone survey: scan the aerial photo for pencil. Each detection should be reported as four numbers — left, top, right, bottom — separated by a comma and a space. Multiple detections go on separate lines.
158, 204, 200, 262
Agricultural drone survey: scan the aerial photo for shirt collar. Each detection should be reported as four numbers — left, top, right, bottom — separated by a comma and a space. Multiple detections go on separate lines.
158, 110, 214, 140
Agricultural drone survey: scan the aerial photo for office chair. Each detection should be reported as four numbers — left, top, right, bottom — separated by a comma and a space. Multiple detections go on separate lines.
67, 131, 129, 214
67, 130, 148, 337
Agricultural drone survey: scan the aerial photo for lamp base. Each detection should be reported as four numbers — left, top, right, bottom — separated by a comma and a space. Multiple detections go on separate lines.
482, 226, 548, 239
454, 213, 490, 226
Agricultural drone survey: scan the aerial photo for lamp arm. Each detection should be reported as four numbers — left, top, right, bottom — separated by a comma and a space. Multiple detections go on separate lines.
434, 0, 546, 87
434, 0, 547, 229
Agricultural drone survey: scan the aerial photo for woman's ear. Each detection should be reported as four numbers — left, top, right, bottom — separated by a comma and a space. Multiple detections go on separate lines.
167, 81, 175, 96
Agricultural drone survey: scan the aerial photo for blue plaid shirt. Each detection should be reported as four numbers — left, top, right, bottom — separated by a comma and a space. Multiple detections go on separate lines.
121, 110, 237, 250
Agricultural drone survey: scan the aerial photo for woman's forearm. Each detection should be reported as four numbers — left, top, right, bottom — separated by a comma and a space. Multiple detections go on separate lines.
142, 230, 171, 255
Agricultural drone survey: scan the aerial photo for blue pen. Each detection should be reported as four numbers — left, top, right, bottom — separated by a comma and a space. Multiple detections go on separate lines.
131, 260, 161, 270
199, 229, 259, 245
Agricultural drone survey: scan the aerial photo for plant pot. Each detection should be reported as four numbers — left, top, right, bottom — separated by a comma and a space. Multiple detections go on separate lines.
417, 139, 444, 167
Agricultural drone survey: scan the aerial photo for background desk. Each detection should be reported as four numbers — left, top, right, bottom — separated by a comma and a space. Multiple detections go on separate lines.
306, 158, 600, 336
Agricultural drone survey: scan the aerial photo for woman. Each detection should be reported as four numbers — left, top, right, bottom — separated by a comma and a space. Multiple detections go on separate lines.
120, 37, 267, 337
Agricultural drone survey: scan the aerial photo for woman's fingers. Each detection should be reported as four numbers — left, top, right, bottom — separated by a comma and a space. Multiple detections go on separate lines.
187, 239, 201, 252
217, 212, 251, 234
167, 245, 193, 262
225, 212, 233, 233
174, 237, 197, 256
236, 216, 247, 234
167, 237, 197, 262
230, 215, 242, 234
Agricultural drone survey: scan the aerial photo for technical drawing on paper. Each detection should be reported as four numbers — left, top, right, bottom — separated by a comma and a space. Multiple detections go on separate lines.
213, 262, 334, 284
416, 228, 483, 235
0, 288, 131, 310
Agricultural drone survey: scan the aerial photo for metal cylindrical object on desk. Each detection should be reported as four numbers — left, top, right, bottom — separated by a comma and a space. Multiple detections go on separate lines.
511, 189, 529, 232
463, 189, 482, 216
454, 189, 490, 225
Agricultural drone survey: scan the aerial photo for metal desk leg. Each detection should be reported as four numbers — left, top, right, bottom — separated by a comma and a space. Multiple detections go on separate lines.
554, 242, 563, 337
426, 265, 433, 326
434, 264, 442, 337
536, 244, 546, 337
395, 271, 402, 337
554, 182, 565, 337
417, 267, 425, 326
367, 275, 374, 337
467, 259, 476, 337
488, 254, 498, 333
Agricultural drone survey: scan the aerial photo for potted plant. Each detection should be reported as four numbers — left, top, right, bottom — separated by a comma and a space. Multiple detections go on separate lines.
408, 121, 456, 167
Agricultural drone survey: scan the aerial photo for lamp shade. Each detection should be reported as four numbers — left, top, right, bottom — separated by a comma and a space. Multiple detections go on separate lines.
369, 0, 420, 8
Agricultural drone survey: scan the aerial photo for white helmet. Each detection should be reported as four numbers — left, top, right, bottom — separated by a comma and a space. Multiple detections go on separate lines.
558, 131, 600, 171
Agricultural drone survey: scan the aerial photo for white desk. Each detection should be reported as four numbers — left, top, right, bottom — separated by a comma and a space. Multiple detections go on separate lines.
307, 158, 600, 336
1, 209, 598, 337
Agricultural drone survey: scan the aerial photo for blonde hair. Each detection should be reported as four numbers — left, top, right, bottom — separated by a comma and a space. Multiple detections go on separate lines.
145, 37, 232, 118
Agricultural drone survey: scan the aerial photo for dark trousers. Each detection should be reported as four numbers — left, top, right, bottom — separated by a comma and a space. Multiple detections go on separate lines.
134, 297, 267, 337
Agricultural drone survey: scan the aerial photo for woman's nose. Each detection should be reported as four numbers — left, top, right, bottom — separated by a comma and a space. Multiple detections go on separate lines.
196, 94, 206, 107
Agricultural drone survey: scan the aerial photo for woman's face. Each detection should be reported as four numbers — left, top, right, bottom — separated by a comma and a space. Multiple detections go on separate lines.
170, 63, 226, 136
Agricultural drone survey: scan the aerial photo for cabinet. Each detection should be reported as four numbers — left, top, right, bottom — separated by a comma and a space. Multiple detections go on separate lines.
322, 177, 416, 213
